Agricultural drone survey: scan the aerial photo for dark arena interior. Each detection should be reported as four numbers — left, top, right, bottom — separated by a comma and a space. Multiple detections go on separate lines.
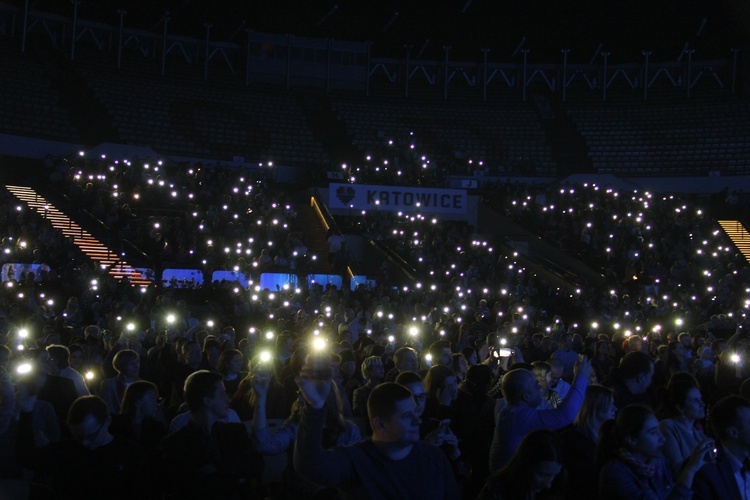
1, 1, 750, 499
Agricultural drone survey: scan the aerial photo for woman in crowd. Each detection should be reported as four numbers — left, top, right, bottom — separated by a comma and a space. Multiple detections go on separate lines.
351, 355, 384, 418
591, 340, 615, 383
597, 404, 713, 499
560, 385, 616, 499
532, 361, 563, 409
110, 380, 166, 448
658, 373, 708, 479
478, 429, 566, 500
99, 349, 141, 414
452, 352, 469, 383
217, 349, 245, 398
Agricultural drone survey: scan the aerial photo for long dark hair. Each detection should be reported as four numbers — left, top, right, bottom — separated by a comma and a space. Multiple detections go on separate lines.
479, 429, 566, 499
595, 403, 654, 469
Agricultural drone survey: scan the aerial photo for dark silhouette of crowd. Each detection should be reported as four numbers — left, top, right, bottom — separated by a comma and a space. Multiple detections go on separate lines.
1, 150, 750, 499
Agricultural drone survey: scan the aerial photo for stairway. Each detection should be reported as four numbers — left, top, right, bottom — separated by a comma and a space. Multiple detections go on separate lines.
5, 185, 150, 286
293, 197, 334, 275
718, 220, 750, 264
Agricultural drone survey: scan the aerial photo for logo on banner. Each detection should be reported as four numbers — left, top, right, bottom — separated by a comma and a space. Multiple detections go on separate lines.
336, 185, 356, 205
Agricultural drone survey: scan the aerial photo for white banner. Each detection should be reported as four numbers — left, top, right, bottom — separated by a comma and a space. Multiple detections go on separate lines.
329, 183, 467, 214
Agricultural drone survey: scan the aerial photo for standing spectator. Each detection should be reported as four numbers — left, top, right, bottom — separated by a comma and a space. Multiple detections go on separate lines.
560, 385, 616, 499
294, 362, 460, 499
488, 357, 591, 472
99, 350, 141, 415
550, 333, 579, 381
160, 370, 262, 499
352, 355, 384, 419
326, 229, 346, 267
47, 344, 90, 397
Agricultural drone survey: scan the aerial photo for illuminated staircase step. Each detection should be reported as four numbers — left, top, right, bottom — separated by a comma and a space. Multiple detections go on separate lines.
718, 220, 750, 264
5, 185, 151, 286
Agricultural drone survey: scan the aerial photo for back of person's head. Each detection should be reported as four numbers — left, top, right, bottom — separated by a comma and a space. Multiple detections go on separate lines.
203, 337, 221, 353
428, 340, 451, 357
486, 429, 566, 498
84, 325, 101, 339
393, 346, 417, 368
367, 382, 414, 424
183, 370, 223, 413
501, 368, 534, 405
617, 351, 652, 380
465, 363, 493, 388
112, 349, 139, 374
120, 380, 158, 416
361, 355, 383, 380
14, 375, 39, 397
46, 344, 70, 370
395, 371, 422, 387
423, 364, 454, 399
68, 395, 109, 427
710, 395, 750, 441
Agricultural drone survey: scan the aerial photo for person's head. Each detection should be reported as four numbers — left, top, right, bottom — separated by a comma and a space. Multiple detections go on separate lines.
574, 385, 615, 440
595, 340, 609, 358
678, 332, 692, 349
338, 349, 356, 377
460, 346, 478, 365
361, 355, 384, 384
611, 404, 664, 461
626, 335, 643, 353
532, 361, 552, 394
667, 340, 688, 364
428, 340, 452, 367
396, 371, 427, 417
67, 396, 112, 450
710, 395, 750, 450
182, 340, 203, 368
367, 382, 420, 444
424, 364, 457, 403
502, 368, 542, 408
183, 370, 228, 418
84, 324, 101, 340
492, 429, 566, 496
112, 349, 140, 379
202, 337, 221, 361
119, 380, 159, 419
393, 347, 418, 373
664, 372, 704, 421
548, 358, 564, 389
217, 349, 243, 376
452, 353, 468, 378
46, 344, 70, 373
67, 344, 84, 370
276, 332, 294, 355
617, 351, 654, 394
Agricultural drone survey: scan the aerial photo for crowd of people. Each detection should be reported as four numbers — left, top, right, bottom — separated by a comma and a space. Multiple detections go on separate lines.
0, 147, 749, 499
